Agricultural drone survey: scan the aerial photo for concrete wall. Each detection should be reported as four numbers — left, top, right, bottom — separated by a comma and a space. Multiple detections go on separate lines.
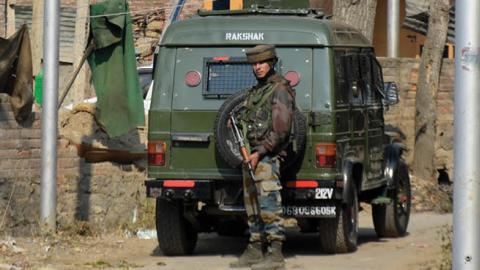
371, 0, 454, 59
381, 57, 454, 176
372, 0, 426, 58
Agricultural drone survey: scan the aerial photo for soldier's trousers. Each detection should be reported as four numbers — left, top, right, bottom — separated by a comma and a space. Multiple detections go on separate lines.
243, 156, 285, 243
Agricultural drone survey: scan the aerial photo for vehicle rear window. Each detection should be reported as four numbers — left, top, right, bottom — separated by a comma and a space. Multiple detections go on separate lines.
203, 57, 256, 97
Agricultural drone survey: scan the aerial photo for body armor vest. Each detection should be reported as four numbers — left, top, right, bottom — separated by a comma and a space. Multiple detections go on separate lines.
239, 82, 279, 147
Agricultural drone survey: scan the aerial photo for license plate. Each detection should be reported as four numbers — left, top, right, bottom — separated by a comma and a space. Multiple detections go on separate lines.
282, 205, 336, 217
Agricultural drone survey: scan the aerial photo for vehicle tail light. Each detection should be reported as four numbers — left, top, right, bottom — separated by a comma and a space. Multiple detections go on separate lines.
164, 180, 195, 188
148, 141, 166, 166
286, 180, 318, 188
316, 143, 336, 168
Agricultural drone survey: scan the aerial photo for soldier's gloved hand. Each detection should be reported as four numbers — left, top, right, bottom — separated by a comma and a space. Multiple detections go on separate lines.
246, 152, 260, 171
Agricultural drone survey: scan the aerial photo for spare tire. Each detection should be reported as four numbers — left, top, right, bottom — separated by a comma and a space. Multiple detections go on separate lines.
214, 89, 306, 171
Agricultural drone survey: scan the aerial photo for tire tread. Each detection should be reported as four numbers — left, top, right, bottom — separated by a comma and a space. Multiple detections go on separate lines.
156, 199, 198, 255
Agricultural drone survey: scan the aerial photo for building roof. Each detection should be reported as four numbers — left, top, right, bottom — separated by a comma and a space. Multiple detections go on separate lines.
403, 0, 455, 43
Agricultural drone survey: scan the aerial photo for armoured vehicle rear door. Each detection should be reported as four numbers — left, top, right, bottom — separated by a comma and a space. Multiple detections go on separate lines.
169, 47, 253, 174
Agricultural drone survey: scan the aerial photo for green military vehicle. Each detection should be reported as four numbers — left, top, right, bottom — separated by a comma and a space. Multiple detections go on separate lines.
145, 6, 411, 255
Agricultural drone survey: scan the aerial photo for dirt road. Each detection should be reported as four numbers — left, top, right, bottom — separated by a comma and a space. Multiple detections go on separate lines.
1, 211, 451, 270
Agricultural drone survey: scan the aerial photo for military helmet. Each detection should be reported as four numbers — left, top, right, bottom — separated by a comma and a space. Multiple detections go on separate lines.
246, 44, 277, 64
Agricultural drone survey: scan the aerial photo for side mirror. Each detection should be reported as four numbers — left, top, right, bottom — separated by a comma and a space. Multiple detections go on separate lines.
383, 82, 399, 105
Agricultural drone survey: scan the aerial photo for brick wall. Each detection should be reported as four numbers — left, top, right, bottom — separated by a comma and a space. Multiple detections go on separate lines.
129, 0, 169, 11
380, 57, 454, 176
15, 0, 76, 7
0, 94, 147, 235
131, 0, 203, 63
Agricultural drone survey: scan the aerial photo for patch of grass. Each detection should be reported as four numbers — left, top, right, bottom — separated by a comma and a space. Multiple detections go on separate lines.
85, 259, 143, 269
118, 259, 144, 268
120, 195, 156, 234
438, 225, 452, 270
58, 221, 95, 237
411, 175, 453, 213
85, 260, 112, 268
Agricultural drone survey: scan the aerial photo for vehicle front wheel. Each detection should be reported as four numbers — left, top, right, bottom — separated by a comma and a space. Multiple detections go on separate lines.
372, 161, 411, 237
318, 184, 359, 253
156, 199, 198, 255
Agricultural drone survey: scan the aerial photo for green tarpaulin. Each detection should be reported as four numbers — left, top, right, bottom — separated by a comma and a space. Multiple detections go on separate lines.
88, 0, 144, 138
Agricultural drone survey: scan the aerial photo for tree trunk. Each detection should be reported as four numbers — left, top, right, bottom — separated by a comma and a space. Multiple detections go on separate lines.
6, 0, 15, 37
71, 0, 90, 105
333, 0, 377, 43
32, 0, 44, 77
413, 0, 451, 181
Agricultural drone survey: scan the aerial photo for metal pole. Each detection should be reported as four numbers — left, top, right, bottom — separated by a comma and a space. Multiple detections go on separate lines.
162, 0, 186, 39
40, 0, 60, 233
453, 0, 480, 269
387, 0, 400, 57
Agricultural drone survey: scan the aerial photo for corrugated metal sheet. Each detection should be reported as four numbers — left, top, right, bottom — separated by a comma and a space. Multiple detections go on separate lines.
15, 5, 76, 63
405, 0, 429, 16
403, 1, 455, 43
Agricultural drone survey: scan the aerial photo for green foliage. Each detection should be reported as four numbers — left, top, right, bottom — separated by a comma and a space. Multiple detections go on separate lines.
85, 260, 112, 268
57, 221, 95, 237
120, 193, 155, 234
438, 225, 452, 270
85, 259, 144, 269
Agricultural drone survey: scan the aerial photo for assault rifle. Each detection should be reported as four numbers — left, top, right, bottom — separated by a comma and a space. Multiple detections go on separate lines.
229, 113, 261, 217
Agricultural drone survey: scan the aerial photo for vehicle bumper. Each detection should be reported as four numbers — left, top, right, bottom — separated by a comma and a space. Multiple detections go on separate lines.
145, 179, 213, 200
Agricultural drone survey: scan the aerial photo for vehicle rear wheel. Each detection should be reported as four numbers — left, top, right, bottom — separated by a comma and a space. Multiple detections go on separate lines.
318, 184, 358, 253
372, 161, 411, 237
156, 199, 198, 255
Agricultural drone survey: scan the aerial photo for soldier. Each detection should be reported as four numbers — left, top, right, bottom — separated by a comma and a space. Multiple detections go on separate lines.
230, 45, 295, 270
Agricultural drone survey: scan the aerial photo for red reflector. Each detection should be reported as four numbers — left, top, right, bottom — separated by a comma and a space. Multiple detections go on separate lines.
286, 180, 319, 188
213, 56, 230, 61
185, 70, 201, 87
163, 180, 195, 188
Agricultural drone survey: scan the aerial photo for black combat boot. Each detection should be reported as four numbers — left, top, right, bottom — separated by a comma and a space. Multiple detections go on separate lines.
229, 241, 263, 268
251, 241, 285, 270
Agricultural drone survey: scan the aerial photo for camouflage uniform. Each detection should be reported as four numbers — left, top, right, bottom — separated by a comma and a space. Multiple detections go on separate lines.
239, 64, 295, 244
230, 44, 294, 269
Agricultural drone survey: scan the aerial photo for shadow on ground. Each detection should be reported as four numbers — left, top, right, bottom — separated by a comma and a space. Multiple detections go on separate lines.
150, 226, 406, 258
